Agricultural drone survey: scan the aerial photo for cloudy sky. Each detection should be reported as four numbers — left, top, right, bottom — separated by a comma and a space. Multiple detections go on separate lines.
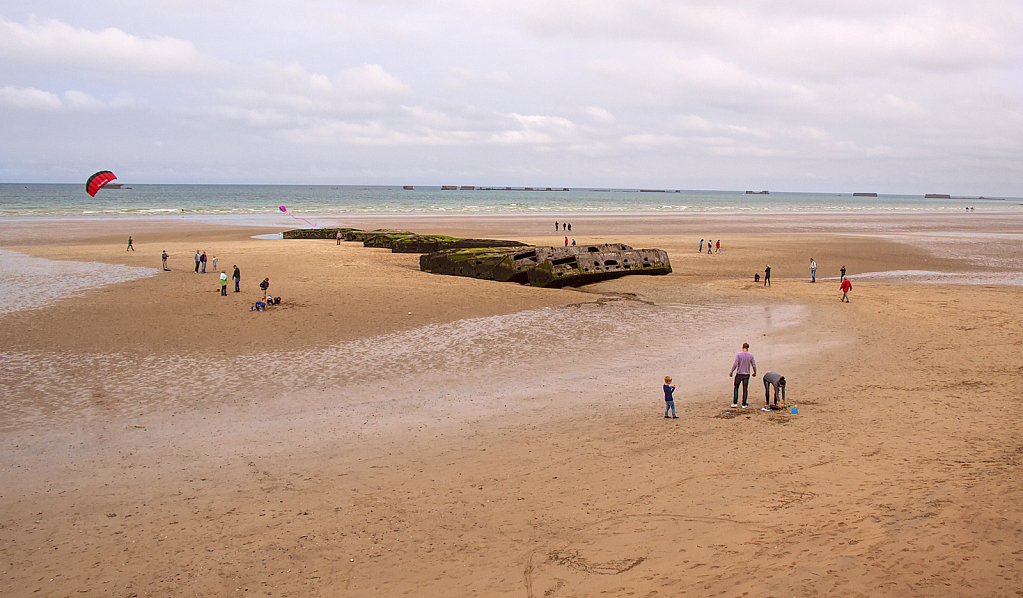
1, 1, 1021, 194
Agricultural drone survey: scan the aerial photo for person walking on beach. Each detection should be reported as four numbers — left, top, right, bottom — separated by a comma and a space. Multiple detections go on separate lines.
220, 272, 228, 296
567, 223, 571, 232
194, 250, 201, 273
699, 239, 704, 252
840, 265, 846, 281
260, 277, 270, 297
708, 240, 713, 254
729, 342, 757, 408
810, 258, 817, 283
211, 255, 217, 272
555, 221, 559, 231
161, 250, 169, 271
663, 376, 678, 418
232, 265, 241, 292
763, 372, 786, 407
336, 230, 342, 245
840, 278, 852, 302
565, 236, 569, 247
715, 240, 721, 253
126, 236, 134, 251
200, 251, 207, 273
764, 264, 771, 286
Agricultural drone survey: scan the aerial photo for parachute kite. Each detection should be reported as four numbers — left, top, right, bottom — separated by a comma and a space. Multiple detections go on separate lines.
279, 205, 316, 228
86, 171, 117, 197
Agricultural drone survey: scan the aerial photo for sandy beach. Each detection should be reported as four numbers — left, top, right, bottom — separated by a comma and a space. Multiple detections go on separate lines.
2, 212, 1023, 597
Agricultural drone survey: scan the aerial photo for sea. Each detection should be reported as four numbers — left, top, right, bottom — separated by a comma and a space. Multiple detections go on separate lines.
1, 184, 1019, 222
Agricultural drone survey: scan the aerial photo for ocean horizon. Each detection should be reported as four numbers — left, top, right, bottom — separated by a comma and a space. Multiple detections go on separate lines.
1, 183, 1018, 220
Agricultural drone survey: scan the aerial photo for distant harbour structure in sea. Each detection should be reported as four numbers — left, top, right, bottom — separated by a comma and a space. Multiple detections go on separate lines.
472, 186, 571, 191
745, 190, 769, 195
925, 193, 951, 199
403, 185, 413, 190
853, 192, 878, 197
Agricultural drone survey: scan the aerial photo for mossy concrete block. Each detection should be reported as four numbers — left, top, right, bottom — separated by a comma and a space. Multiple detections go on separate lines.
283, 227, 362, 240
420, 243, 672, 287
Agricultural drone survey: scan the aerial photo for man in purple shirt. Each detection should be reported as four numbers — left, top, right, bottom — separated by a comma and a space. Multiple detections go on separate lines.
729, 342, 757, 408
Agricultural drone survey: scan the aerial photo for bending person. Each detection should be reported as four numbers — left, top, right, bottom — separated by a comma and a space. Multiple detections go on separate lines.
763, 372, 786, 407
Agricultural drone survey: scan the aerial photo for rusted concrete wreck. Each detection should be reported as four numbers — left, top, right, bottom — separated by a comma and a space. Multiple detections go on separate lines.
420, 243, 671, 288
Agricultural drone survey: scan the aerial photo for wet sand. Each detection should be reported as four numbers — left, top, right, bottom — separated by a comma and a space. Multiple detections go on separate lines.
1, 212, 1022, 596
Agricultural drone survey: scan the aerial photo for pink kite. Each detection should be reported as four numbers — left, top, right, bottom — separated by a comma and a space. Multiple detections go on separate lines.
279, 206, 316, 228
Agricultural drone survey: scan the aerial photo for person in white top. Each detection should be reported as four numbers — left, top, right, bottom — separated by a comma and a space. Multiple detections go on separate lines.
810, 258, 817, 283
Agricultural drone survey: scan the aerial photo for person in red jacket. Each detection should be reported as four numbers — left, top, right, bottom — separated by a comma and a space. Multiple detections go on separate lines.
840, 278, 852, 302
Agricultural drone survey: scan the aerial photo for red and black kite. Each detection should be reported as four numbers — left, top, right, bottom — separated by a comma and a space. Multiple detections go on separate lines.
86, 170, 117, 197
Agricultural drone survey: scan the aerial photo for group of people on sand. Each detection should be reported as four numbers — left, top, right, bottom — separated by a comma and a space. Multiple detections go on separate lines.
755, 258, 852, 302
554, 221, 572, 232
698, 239, 721, 254
187, 250, 217, 274
662, 342, 788, 418
139, 238, 270, 303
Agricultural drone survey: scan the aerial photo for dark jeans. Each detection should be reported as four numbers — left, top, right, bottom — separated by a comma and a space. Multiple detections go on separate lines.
195, 261, 200, 273
234, 279, 240, 292
764, 379, 785, 404
221, 285, 227, 296
733, 374, 750, 405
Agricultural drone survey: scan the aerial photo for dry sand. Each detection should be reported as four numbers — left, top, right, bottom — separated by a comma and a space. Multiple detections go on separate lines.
1, 213, 1022, 597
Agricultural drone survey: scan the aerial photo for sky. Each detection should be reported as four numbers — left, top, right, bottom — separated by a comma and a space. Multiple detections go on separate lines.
1, 0, 1021, 194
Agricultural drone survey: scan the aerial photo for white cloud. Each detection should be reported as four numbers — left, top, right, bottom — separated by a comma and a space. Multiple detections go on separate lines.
445, 67, 513, 89
0, 16, 218, 76
336, 64, 409, 95
582, 106, 615, 123
0, 85, 109, 111
0, 85, 61, 110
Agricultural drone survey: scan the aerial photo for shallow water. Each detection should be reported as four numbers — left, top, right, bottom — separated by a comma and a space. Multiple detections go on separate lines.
845, 270, 1023, 285
0, 249, 159, 315
0, 299, 804, 432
